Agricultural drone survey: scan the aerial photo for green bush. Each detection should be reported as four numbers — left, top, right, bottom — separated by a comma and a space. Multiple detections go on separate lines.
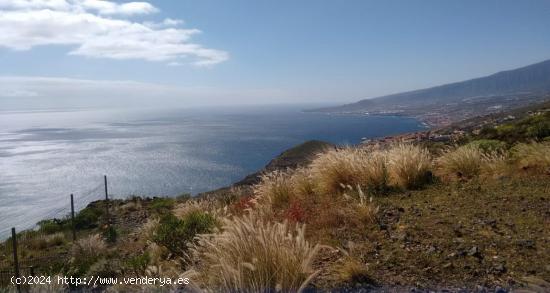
176, 193, 192, 202
150, 197, 175, 213
466, 139, 507, 154
153, 211, 216, 256
480, 112, 550, 142
38, 219, 68, 234
74, 206, 103, 230
102, 226, 117, 244
126, 253, 150, 274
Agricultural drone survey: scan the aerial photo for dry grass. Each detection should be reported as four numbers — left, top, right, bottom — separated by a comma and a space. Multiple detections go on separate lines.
310, 147, 389, 195
479, 152, 510, 179
187, 213, 323, 293
290, 167, 316, 199
140, 217, 160, 241
72, 234, 106, 259
254, 170, 295, 211
333, 257, 369, 284
350, 186, 379, 224
310, 147, 365, 194
437, 145, 511, 180
359, 150, 389, 194
387, 144, 432, 189
28, 232, 66, 249
437, 145, 485, 179
511, 142, 550, 171
174, 198, 216, 217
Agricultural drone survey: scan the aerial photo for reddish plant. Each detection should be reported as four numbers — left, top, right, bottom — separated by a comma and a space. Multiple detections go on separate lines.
232, 196, 254, 214
284, 200, 307, 223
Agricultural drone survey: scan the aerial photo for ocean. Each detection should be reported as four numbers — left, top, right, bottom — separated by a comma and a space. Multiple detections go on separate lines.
0, 104, 424, 238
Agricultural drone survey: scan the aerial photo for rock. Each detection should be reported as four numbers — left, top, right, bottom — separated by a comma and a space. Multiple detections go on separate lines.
485, 219, 497, 228
468, 246, 482, 258
516, 239, 535, 249
453, 237, 465, 243
492, 264, 506, 274
456, 249, 467, 257
442, 262, 453, 269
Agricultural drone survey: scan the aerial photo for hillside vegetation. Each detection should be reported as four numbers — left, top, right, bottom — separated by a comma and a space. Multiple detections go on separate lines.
1, 107, 550, 292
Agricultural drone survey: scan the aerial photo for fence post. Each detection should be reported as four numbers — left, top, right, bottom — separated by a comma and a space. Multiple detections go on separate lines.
104, 175, 110, 225
70, 194, 76, 241
11, 227, 21, 293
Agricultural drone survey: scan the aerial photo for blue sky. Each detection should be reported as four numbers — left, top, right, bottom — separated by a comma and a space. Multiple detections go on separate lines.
1, 0, 550, 107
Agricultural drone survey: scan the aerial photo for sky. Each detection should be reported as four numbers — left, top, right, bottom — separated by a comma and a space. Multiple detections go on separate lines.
1, 0, 550, 109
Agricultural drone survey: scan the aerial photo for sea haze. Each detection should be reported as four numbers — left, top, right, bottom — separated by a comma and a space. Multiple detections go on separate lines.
0, 104, 424, 238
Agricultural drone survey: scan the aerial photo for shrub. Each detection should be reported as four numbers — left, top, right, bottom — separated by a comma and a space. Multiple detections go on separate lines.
284, 200, 307, 223
188, 214, 322, 292
153, 211, 215, 256
150, 197, 175, 213
177, 193, 192, 202
102, 226, 118, 244
74, 206, 103, 230
37, 219, 67, 234
480, 112, 550, 142
511, 142, 550, 171
387, 144, 432, 189
126, 253, 151, 275
466, 139, 507, 154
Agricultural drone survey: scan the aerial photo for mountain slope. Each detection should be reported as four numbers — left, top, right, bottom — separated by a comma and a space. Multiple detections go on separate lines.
316, 59, 550, 125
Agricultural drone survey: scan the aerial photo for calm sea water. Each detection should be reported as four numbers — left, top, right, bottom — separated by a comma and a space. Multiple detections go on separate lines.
0, 104, 424, 238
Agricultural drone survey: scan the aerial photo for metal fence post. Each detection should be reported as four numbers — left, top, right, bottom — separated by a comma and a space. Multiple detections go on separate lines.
11, 228, 20, 293
104, 175, 110, 225
70, 194, 76, 241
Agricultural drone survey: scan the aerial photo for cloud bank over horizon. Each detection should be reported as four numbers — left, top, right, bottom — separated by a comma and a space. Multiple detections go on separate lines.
0, 76, 300, 109
0, 0, 229, 66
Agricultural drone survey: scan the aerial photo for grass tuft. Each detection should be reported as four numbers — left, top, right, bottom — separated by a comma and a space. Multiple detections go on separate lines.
511, 142, 550, 171
437, 145, 484, 179
387, 144, 432, 189
188, 213, 323, 292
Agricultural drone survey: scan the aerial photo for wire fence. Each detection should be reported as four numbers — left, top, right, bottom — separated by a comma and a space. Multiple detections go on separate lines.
0, 176, 112, 289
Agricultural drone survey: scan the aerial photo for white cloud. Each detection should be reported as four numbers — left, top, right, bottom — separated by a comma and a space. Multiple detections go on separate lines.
79, 0, 157, 15
3, 89, 39, 97
0, 76, 290, 107
0, 0, 228, 66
